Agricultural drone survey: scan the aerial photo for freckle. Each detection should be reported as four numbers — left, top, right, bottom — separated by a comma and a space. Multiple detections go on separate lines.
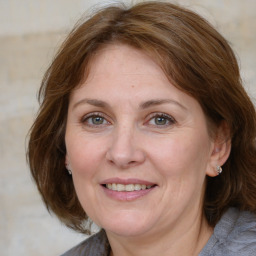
131, 85, 135, 88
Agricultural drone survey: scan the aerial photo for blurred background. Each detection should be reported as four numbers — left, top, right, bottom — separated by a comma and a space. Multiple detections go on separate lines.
0, 0, 255, 255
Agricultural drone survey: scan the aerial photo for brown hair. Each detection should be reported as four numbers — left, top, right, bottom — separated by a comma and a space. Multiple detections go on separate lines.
27, 1, 256, 233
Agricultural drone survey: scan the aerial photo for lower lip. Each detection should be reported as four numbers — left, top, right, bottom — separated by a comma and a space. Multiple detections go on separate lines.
101, 186, 156, 201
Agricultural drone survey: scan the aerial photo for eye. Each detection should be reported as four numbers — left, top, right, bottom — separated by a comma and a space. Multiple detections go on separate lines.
153, 116, 168, 125
89, 116, 105, 125
147, 113, 176, 127
81, 113, 110, 127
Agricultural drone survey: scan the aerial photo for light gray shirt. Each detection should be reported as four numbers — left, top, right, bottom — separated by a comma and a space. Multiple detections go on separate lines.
61, 208, 256, 256
199, 208, 256, 255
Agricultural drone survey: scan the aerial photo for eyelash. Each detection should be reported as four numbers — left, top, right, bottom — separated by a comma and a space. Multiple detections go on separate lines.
146, 112, 176, 127
81, 112, 110, 127
80, 112, 176, 128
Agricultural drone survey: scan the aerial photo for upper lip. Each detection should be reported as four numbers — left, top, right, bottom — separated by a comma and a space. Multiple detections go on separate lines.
101, 177, 156, 186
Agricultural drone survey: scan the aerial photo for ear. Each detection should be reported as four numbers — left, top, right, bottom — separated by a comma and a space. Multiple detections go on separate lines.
206, 121, 231, 177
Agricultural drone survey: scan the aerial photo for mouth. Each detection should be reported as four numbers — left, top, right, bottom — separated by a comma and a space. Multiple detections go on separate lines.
103, 183, 156, 192
100, 178, 157, 201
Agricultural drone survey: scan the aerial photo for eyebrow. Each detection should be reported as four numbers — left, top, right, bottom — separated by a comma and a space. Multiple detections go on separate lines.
72, 98, 187, 110
139, 99, 187, 110
73, 99, 110, 109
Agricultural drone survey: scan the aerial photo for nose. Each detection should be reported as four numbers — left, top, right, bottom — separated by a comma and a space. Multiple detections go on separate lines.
106, 125, 146, 169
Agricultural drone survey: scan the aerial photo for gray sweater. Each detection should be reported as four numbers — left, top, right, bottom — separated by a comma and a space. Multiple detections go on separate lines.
61, 208, 256, 256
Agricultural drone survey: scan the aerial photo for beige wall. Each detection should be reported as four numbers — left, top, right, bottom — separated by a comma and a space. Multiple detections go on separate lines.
1, 0, 255, 255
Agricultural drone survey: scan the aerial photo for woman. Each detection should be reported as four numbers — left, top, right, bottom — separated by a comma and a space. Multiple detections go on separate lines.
27, 1, 256, 255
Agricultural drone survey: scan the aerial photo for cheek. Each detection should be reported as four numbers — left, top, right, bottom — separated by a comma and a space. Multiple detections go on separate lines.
66, 136, 107, 211
66, 135, 107, 177
147, 132, 211, 177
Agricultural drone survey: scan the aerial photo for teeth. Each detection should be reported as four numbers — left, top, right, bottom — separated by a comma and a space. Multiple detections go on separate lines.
134, 184, 141, 191
112, 183, 117, 191
105, 183, 153, 192
125, 184, 134, 191
116, 184, 125, 191
141, 185, 146, 190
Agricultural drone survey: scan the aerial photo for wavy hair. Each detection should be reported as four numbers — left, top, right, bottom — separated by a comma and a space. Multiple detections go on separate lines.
27, 1, 256, 233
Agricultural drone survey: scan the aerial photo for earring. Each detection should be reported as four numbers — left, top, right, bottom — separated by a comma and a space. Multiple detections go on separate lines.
65, 164, 72, 175
216, 165, 222, 175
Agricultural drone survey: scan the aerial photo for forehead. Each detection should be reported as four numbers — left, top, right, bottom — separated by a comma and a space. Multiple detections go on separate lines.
87, 43, 165, 78
72, 44, 205, 115
73, 44, 181, 101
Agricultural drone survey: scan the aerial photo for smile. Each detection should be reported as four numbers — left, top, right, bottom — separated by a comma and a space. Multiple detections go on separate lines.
105, 183, 153, 192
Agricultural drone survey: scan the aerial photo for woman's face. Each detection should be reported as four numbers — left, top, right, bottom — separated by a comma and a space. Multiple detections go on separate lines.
65, 44, 217, 239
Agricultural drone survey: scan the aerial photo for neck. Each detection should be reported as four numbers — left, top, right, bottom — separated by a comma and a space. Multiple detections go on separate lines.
107, 211, 213, 256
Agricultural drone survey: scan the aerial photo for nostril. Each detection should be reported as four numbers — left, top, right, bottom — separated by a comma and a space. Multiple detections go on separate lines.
106, 144, 146, 168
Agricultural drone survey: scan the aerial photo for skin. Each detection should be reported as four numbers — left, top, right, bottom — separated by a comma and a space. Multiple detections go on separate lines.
65, 44, 230, 256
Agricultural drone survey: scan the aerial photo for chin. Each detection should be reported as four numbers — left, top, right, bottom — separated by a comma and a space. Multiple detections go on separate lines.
98, 213, 155, 238
106, 224, 151, 238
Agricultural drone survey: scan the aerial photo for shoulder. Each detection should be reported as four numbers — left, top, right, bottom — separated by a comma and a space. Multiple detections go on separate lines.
60, 230, 110, 256
212, 208, 256, 255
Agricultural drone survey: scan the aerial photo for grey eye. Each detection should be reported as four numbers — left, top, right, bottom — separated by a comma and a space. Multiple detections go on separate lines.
147, 113, 175, 127
83, 114, 108, 126
91, 116, 104, 125
154, 117, 168, 125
